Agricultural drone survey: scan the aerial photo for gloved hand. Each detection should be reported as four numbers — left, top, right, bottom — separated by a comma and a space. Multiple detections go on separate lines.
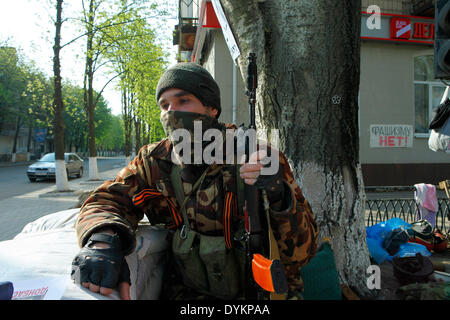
71, 232, 130, 298
240, 149, 284, 204
254, 161, 284, 203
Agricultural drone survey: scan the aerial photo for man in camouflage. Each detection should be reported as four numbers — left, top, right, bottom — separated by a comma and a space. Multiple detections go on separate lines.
71, 62, 318, 300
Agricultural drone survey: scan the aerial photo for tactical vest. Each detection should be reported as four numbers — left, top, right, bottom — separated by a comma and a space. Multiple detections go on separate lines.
132, 156, 286, 300
170, 164, 247, 300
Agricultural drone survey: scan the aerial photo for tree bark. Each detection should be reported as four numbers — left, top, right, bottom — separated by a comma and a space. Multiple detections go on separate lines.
27, 119, 33, 153
84, 0, 100, 180
221, 0, 372, 297
122, 87, 132, 163
53, 0, 70, 191
133, 115, 141, 153
12, 115, 22, 155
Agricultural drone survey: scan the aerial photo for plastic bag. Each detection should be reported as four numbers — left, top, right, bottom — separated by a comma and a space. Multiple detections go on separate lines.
366, 218, 431, 264
395, 242, 431, 258
366, 237, 390, 264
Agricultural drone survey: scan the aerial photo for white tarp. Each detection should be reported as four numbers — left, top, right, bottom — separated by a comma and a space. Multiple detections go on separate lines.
0, 208, 169, 300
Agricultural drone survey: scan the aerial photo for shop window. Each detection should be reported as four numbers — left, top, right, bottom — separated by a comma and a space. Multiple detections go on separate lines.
414, 55, 447, 135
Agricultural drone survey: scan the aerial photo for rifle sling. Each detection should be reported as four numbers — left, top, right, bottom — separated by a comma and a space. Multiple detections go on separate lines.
262, 190, 287, 300
170, 165, 210, 233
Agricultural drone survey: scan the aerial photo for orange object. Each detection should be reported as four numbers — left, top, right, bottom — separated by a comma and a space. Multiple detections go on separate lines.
252, 254, 288, 294
252, 254, 274, 292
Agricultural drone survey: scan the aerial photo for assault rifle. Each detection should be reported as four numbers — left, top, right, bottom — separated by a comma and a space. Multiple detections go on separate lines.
243, 53, 288, 299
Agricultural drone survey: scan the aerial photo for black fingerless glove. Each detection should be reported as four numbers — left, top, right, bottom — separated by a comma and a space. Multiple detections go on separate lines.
71, 233, 130, 289
254, 161, 284, 204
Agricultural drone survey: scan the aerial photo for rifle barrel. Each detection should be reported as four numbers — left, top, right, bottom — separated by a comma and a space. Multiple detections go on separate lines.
246, 53, 257, 128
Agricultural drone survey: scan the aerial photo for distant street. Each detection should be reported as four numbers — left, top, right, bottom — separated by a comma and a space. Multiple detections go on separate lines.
0, 157, 125, 201
0, 157, 126, 241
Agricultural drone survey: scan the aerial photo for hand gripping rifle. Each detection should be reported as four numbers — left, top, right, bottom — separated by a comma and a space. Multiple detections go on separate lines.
243, 53, 288, 299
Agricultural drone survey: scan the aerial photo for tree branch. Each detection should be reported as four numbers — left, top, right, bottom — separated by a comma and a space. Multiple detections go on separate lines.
93, 71, 124, 107
60, 17, 151, 49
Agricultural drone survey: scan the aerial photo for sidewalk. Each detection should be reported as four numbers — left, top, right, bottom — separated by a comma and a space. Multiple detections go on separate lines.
0, 156, 126, 168
38, 167, 121, 199
0, 160, 34, 168
0, 167, 122, 241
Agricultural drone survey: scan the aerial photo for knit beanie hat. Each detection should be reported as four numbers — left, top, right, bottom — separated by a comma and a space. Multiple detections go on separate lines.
156, 62, 221, 118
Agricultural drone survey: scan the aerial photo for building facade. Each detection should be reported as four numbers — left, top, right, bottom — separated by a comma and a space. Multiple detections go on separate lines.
175, 0, 449, 186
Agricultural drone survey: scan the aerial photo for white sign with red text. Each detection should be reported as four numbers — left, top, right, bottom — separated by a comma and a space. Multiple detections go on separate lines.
11, 276, 68, 300
370, 124, 413, 148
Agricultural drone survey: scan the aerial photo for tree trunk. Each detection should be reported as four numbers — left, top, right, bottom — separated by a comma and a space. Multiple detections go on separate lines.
11, 116, 22, 162
27, 119, 33, 161
133, 115, 141, 153
122, 87, 132, 163
84, 0, 99, 180
221, 0, 372, 297
53, 0, 70, 191
27, 119, 33, 153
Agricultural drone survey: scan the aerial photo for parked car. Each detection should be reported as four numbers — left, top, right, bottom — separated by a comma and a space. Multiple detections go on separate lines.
27, 153, 84, 182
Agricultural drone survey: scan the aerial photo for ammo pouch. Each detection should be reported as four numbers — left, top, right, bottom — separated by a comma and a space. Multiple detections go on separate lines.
172, 228, 242, 299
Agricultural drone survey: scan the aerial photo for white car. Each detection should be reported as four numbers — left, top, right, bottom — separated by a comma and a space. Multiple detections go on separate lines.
27, 153, 84, 182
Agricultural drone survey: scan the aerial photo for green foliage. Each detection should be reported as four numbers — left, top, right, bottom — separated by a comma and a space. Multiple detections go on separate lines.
0, 0, 170, 156
0, 45, 53, 143
63, 82, 87, 151
97, 114, 124, 151
62, 81, 118, 152
77, 0, 170, 156
0, 45, 118, 153
98, 0, 169, 147
0, 47, 27, 126
25, 68, 54, 132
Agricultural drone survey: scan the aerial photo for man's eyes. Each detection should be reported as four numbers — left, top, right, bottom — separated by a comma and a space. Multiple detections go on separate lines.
159, 97, 191, 110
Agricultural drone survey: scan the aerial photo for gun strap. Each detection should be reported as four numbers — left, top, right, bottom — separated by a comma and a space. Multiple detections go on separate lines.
170, 164, 237, 250
262, 190, 287, 301
170, 164, 210, 233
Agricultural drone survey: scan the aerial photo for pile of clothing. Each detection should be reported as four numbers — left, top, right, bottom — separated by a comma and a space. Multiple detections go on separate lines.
366, 217, 449, 299
367, 218, 428, 265
366, 218, 447, 265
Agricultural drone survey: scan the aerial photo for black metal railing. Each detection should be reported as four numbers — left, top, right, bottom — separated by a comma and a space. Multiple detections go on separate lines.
365, 198, 450, 235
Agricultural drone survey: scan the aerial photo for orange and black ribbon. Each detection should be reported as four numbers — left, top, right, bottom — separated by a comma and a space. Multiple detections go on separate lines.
224, 191, 237, 249
133, 188, 182, 228
133, 188, 237, 247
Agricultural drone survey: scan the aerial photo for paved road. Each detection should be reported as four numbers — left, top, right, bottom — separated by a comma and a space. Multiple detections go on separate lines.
0, 157, 127, 241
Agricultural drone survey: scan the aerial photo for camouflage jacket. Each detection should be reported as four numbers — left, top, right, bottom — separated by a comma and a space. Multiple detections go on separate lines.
75, 128, 318, 294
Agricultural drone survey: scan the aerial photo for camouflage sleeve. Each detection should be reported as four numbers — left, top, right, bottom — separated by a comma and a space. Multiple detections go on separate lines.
268, 151, 319, 294
75, 145, 155, 256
